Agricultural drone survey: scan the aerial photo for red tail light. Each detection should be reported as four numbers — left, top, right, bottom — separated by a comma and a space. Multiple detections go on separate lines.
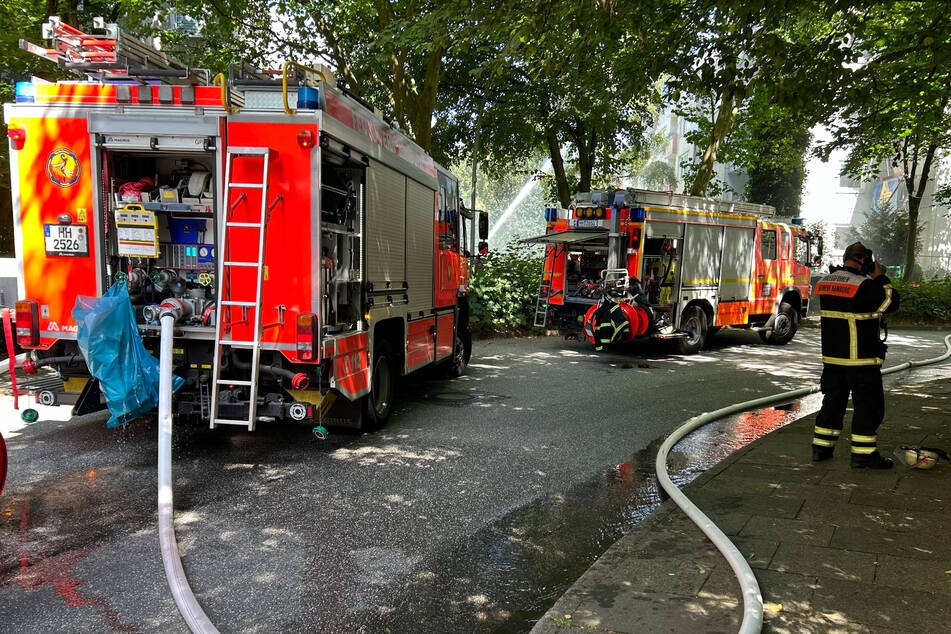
15, 300, 40, 347
629, 227, 642, 251
297, 130, 315, 149
296, 313, 317, 361
7, 126, 26, 151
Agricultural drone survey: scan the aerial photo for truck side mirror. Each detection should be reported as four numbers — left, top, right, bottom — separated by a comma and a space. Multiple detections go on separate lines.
817, 236, 824, 257
478, 210, 489, 240
478, 240, 488, 255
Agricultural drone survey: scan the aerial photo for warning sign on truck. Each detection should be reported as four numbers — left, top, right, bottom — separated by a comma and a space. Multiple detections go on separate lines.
115, 205, 159, 258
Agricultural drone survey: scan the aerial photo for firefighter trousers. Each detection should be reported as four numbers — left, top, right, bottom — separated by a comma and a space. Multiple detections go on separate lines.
813, 364, 885, 455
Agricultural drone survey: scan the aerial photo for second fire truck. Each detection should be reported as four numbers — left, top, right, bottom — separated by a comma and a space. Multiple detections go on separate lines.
525, 188, 821, 353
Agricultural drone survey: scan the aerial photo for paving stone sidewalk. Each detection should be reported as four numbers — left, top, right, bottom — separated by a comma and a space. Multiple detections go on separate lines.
533, 377, 951, 633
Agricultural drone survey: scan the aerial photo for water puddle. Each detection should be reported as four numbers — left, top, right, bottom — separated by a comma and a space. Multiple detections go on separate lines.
360, 393, 822, 633
0, 465, 152, 631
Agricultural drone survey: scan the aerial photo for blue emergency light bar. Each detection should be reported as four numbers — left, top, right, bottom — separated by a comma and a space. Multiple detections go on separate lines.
15, 82, 35, 103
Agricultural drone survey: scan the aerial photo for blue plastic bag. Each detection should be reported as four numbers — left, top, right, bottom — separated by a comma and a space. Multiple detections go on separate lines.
72, 283, 184, 427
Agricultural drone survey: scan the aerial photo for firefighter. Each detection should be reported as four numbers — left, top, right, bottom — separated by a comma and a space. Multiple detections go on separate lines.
811, 242, 900, 468
592, 301, 631, 351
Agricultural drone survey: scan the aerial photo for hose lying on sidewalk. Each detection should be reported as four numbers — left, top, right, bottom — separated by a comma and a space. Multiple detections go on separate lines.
655, 333, 951, 634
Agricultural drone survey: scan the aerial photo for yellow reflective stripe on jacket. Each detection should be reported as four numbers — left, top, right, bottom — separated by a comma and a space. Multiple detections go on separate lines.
876, 285, 893, 313
814, 426, 841, 436
848, 318, 857, 359
820, 310, 882, 320
822, 356, 883, 366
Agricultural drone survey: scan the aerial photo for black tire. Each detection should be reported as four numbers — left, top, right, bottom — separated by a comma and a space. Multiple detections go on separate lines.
676, 306, 708, 354
362, 341, 396, 430
759, 302, 798, 345
442, 328, 472, 379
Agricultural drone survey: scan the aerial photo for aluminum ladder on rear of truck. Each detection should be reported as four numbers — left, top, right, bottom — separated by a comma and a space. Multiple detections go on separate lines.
210, 147, 275, 431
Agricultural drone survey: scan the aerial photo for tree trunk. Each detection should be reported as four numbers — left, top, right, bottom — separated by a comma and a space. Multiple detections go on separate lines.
546, 130, 571, 209
572, 121, 593, 194
902, 141, 938, 280
689, 86, 738, 196
410, 41, 446, 153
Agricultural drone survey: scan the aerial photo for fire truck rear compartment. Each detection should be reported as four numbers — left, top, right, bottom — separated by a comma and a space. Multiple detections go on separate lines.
101, 148, 219, 328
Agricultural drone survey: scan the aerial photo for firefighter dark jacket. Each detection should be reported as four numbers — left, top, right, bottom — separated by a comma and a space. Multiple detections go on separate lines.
814, 265, 900, 366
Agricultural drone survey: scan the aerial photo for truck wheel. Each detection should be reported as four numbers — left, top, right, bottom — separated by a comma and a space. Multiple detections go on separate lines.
442, 329, 472, 379
676, 306, 708, 354
759, 302, 798, 345
362, 341, 396, 430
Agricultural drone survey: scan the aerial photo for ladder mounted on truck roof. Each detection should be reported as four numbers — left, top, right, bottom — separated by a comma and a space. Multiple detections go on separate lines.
19, 16, 210, 85
572, 188, 776, 219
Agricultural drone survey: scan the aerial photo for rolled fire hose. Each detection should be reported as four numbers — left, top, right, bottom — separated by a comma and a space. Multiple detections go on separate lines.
158, 313, 219, 633
655, 333, 951, 634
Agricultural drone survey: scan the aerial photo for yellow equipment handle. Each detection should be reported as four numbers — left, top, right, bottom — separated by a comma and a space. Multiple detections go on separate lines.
213, 73, 240, 114
282, 61, 330, 115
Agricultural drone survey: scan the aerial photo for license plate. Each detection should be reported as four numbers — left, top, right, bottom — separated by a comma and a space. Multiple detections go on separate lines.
44, 224, 89, 257
572, 219, 602, 228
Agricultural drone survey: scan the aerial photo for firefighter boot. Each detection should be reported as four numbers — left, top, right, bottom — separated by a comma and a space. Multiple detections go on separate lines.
812, 446, 834, 462
850, 450, 894, 469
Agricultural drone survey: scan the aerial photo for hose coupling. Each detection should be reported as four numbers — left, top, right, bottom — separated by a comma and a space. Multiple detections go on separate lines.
291, 373, 309, 390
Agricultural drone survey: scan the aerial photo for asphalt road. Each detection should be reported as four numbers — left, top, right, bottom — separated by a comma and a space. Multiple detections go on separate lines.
1, 326, 949, 633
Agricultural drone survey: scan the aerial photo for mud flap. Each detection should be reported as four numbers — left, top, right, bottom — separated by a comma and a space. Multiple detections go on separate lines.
72, 378, 107, 417
285, 388, 363, 429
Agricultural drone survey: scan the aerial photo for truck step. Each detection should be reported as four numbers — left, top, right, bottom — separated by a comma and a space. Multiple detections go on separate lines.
217, 379, 253, 386
213, 418, 253, 427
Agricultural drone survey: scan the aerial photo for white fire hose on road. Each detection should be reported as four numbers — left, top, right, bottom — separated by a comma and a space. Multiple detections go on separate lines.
655, 333, 951, 634
158, 312, 219, 634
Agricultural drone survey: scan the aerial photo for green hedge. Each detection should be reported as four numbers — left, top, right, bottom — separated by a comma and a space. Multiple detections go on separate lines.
891, 278, 951, 324
469, 243, 544, 336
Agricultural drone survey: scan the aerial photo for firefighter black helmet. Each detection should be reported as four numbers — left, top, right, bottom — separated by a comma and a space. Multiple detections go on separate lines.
843, 242, 873, 262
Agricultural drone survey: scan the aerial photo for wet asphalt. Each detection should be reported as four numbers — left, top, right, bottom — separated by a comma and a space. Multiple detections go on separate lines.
1, 327, 948, 633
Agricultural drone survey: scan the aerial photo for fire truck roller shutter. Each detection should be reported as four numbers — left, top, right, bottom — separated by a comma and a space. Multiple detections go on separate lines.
404, 178, 435, 314
365, 162, 406, 287
720, 227, 754, 301
645, 221, 683, 238
681, 224, 723, 289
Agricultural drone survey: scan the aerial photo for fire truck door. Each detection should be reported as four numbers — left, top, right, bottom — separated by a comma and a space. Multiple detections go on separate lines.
680, 224, 723, 316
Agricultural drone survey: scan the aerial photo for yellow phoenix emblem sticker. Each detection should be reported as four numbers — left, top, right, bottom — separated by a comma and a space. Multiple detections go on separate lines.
46, 148, 81, 187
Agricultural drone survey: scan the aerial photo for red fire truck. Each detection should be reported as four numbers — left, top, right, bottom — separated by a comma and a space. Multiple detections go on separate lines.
525, 188, 821, 353
5, 18, 487, 430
